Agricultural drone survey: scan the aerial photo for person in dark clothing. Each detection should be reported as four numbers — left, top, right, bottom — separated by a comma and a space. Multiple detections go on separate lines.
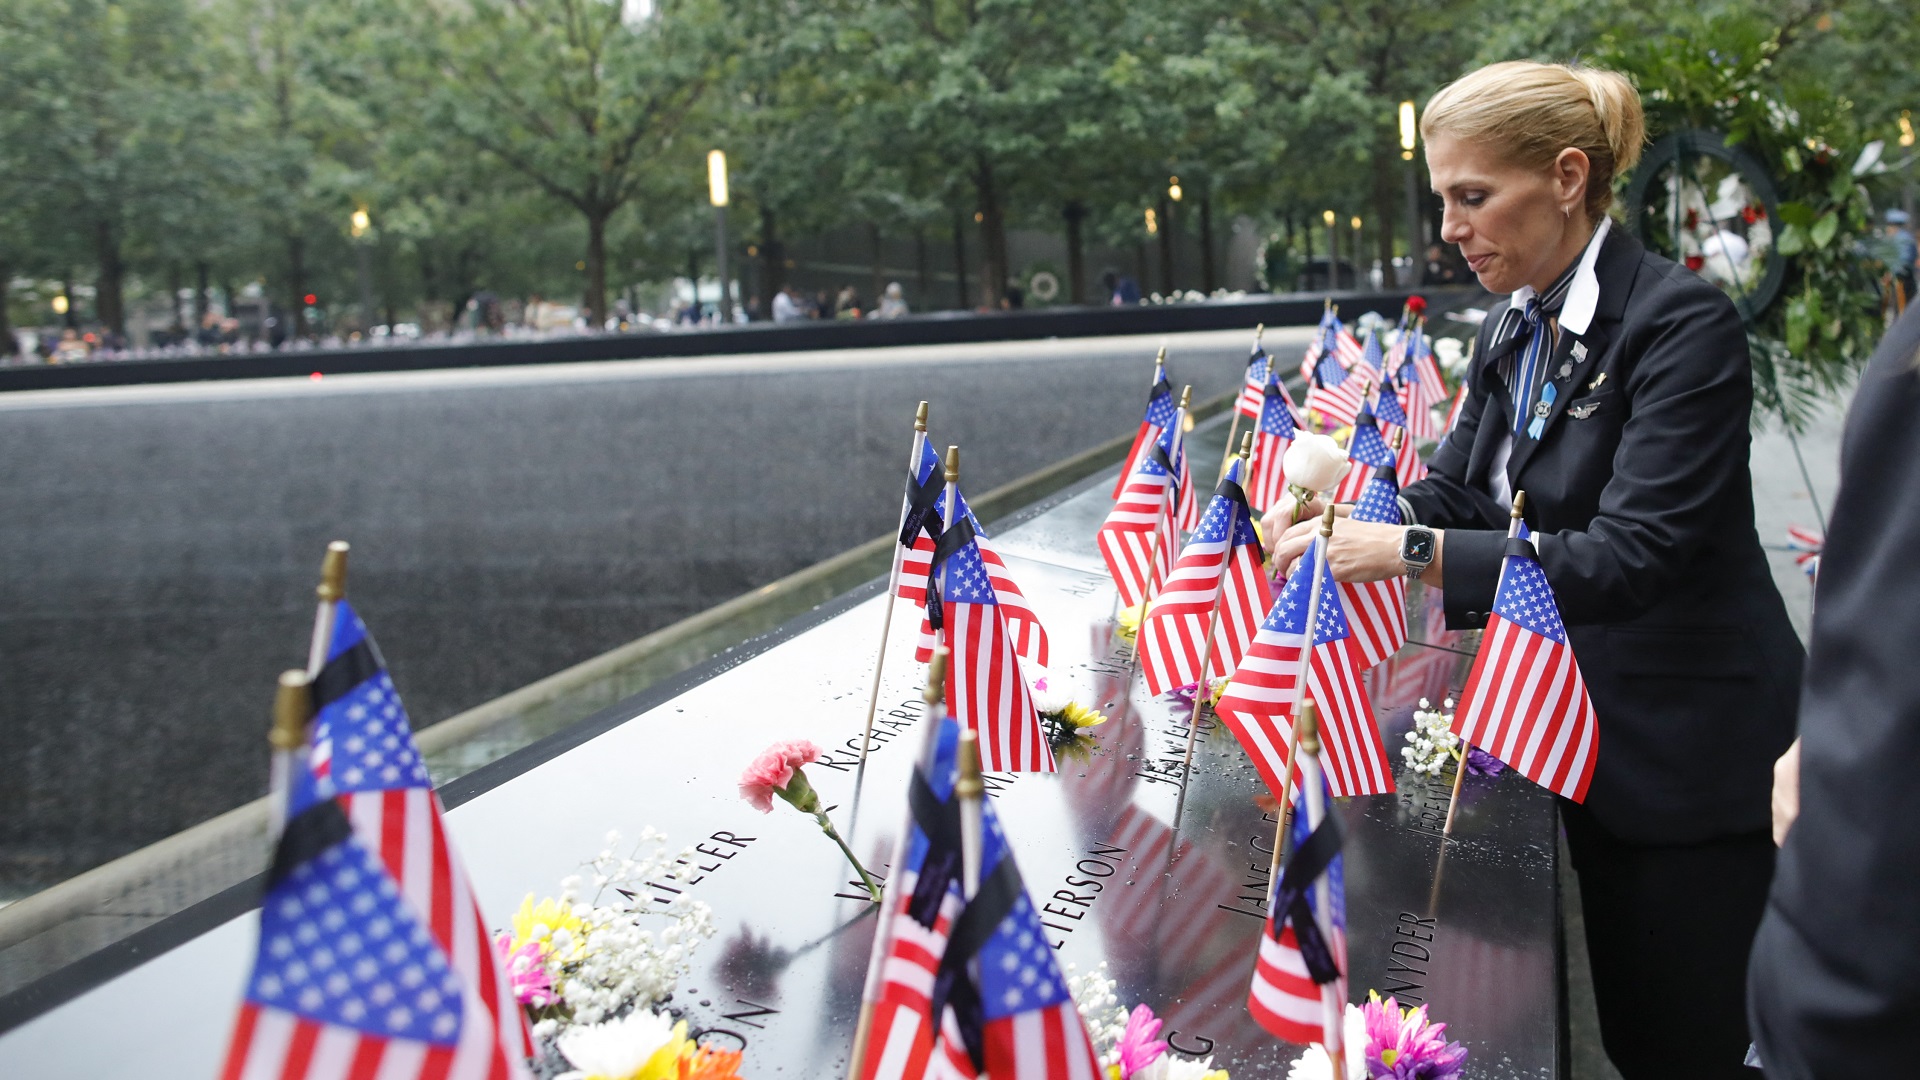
1746, 302, 1920, 1077
1268, 60, 1803, 1078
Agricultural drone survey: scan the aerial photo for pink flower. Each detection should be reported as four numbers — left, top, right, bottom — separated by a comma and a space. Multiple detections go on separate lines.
492, 932, 555, 1008
1115, 1003, 1168, 1078
1362, 995, 1467, 1079
738, 740, 823, 813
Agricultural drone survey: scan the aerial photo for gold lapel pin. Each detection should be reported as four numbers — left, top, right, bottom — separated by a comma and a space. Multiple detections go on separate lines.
1587, 372, 1608, 391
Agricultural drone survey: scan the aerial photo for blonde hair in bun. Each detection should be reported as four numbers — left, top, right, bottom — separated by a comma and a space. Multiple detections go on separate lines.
1421, 60, 1646, 220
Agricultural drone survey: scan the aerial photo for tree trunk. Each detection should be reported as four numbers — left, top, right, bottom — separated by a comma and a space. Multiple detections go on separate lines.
584, 208, 609, 329
869, 223, 884, 311
1134, 241, 1148, 297
915, 230, 929, 310
195, 262, 211, 326
62, 275, 78, 329
288, 233, 307, 338
94, 220, 126, 335
168, 263, 186, 332
759, 207, 785, 303
1157, 198, 1175, 296
951, 206, 969, 310
974, 155, 1008, 309
1063, 201, 1087, 305
1199, 194, 1217, 294
0, 256, 12, 353
1302, 212, 1314, 291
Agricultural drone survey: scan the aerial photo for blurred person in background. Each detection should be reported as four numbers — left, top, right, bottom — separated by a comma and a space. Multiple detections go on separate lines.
873, 281, 909, 319
771, 284, 804, 322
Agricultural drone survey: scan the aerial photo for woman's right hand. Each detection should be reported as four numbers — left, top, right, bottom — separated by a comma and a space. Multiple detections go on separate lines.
1259, 495, 1347, 558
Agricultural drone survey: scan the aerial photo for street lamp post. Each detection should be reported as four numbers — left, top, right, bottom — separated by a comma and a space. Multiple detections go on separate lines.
350, 207, 373, 334
708, 150, 732, 324
1350, 216, 1365, 289
1323, 209, 1338, 289
1401, 100, 1421, 288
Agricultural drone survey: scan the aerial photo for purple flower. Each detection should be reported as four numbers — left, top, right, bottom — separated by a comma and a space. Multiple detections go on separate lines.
1362, 995, 1468, 1079
1115, 1003, 1168, 1078
1464, 746, 1505, 778
1168, 681, 1201, 708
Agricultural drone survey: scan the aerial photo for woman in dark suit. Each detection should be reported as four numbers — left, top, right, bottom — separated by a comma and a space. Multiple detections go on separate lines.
1268, 61, 1803, 1077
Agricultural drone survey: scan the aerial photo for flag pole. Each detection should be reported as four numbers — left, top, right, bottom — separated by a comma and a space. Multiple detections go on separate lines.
1126, 385, 1191, 683
957, 730, 984, 900
1444, 491, 1524, 837
1295, 702, 1345, 1080
1269, 696, 1316, 875
1174, 432, 1253, 817
859, 402, 931, 766
844, 647, 950, 1080
267, 669, 315, 837
1219, 324, 1263, 481
307, 541, 349, 678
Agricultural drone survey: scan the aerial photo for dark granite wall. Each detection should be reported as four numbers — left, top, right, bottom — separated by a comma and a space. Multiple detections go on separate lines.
0, 338, 1269, 886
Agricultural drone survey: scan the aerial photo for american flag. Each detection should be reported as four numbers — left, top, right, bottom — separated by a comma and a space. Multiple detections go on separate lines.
1235, 342, 1271, 420
1442, 381, 1470, 437
1214, 542, 1394, 799
1397, 330, 1444, 441
1246, 376, 1298, 514
1248, 752, 1347, 1053
1409, 322, 1448, 400
956, 784, 1105, 1078
905, 483, 1050, 668
1300, 311, 1364, 379
1786, 524, 1823, 582
933, 520, 1053, 773
1330, 413, 1396, 505
857, 715, 974, 1080
1136, 460, 1273, 697
221, 756, 528, 1080
1302, 337, 1364, 431
1394, 426, 1428, 490
304, 601, 531, 1077
1451, 523, 1599, 802
1097, 424, 1183, 608
1338, 469, 1409, 669
1115, 364, 1175, 500
1371, 373, 1411, 430
1349, 328, 1385, 399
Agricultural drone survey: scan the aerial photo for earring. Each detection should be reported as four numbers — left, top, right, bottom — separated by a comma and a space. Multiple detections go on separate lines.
1563, 204, 1572, 219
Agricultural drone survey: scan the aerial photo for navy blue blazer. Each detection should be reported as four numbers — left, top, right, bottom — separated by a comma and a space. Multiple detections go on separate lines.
1402, 227, 1803, 844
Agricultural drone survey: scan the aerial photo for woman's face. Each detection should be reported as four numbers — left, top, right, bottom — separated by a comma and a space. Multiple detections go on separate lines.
1426, 134, 1587, 295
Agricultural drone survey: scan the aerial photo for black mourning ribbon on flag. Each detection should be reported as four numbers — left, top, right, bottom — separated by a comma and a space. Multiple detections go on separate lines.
266, 797, 354, 890
922, 515, 977, 636
1503, 536, 1537, 560
928, 852, 1023, 1073
1149, 376, 1173, 403
899, 464, 946, 548
310, 636, 383, 711
1268, 809, 1345, 985
1150, 441, 1182, 503
1215, 476, 1250, 510
906, 768, 963, 930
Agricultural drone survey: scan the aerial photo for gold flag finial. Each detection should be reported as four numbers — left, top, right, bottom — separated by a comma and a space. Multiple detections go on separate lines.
1512, 491, 1527, 519
1178, 384, 1192, 411
956, 730, 984, 799
1239, 431, 1254, 460
1155, 343, 1167, 365
270, 669, 314, 750
944, 445, 960, 483
915, 401, 929, 432
1391, 428, 1405, 450
1320, 504, 1337, 536
924, 647, 950, 707
317, 541, 350, 601
1254, 322, 1266, 343
1298, 698, 1321, 755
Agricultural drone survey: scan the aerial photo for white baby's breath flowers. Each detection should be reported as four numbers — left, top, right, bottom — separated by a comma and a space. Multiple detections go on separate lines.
548, 829, 716, 1026
1401, 697, 1460, 777
1065, 962, 1129, 1062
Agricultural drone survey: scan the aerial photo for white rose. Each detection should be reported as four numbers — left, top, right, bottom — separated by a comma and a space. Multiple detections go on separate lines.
1432, 336, 1466, 374
1283, 431, 1351, 494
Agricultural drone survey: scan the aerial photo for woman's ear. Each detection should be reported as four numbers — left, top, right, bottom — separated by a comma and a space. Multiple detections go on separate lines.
1554, 147, 1593, 214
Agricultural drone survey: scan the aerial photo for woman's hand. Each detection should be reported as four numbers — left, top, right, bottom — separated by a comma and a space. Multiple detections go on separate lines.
1259, 497, 1346, 557
1270, 514, 1440, 585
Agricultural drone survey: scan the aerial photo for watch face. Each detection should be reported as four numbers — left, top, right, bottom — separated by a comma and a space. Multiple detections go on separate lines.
1403, 531, 1435, 563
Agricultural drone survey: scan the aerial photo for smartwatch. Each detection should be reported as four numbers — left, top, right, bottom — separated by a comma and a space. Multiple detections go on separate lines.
1401, 526, 1437, 579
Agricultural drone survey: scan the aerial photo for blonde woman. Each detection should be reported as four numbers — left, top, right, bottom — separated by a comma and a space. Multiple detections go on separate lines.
1268, 61, 1802, 1076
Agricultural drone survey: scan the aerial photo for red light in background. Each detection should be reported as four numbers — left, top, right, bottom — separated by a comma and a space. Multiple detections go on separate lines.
303, 294, 318, 305
310, 372, 324, 381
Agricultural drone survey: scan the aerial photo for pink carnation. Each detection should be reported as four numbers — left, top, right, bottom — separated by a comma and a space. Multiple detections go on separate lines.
738, 740, 823, 813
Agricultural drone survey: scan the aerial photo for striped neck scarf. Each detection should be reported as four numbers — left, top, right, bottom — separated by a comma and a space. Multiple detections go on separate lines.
1489, 258, 1580, 438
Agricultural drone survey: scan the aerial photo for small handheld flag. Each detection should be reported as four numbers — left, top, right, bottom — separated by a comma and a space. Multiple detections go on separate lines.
1450, 493, 1599, 804
1246, 375, 1298, 515
1303, 324, 1365, 431
1136, 453, 1272, 697
1116, 350, 1176, 499
1331, 412, 1396, 504
1248, 701, 1348, 1067
1098, 390, 1191, 608
1338, 464, 1410, 669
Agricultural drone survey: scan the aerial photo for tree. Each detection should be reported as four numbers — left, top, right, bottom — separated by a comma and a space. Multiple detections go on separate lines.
410, 0, 722, 325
